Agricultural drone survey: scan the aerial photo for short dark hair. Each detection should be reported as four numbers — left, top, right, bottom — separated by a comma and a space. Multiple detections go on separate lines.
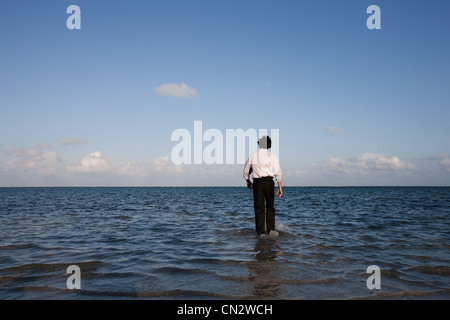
258, 136, 271, 149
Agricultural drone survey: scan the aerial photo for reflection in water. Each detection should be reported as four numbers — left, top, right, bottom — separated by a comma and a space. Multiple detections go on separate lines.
247, 236, 284, 298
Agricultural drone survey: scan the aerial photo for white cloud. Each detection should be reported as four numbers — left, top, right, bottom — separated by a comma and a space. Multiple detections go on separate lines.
6, 143, 450, 186
329, 153, 415, 174
439, 157, 450, 171
2, 144, 245, 184
64, 151, 245, 186
150, 156, 173, 172
68, 152, 179, 177
6, 143, 52, 157
327, 126, 342, 133
58, 137, 87, 146
68, 151, 109, 173
2, 143, 62, 176
155, 83, 199, 99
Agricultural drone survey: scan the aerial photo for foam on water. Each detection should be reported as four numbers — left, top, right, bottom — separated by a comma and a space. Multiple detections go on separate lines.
259, 230, 279, 239
275, 222, 291, 234
258, 222, 291, 239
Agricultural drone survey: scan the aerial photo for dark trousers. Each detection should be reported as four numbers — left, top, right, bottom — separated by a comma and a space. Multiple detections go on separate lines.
252, 177, 275, 235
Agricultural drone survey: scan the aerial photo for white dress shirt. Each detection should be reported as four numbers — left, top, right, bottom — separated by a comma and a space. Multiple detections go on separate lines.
243, 149, 282, 182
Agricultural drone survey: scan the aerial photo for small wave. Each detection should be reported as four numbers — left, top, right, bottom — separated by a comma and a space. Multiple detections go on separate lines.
220, 274, 341, 285
0, 261, 105, 273
0, 243, 38, 250
154, 266, 214, 276
115, 215, 132, 220
380, 268, 400, 278
275, 222, 291, 233
413, 256, 432, 262
79, 288, 254, 299
308, 244, 330, 250
259, 230, 279, 239
251, 223, 292, 239
189, 258, 245, 267
354, 289, 450, 300
230, 229, 255, 237
410, 265, 450, 276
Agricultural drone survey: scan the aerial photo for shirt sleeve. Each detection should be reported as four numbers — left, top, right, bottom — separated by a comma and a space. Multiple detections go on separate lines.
272, 154, 282, 182
243, 155, 252, 180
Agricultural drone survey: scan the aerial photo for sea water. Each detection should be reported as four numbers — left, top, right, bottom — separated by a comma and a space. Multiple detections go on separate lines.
0, 187, 449, 299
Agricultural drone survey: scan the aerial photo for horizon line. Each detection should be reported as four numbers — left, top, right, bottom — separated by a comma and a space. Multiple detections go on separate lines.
0, 185, 449, 188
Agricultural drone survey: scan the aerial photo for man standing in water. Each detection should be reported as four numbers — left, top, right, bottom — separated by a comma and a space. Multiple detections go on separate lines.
243, 136, 282, 236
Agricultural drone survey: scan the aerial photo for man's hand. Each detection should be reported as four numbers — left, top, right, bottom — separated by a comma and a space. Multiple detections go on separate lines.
276, 188, 282, 198
246, 179, 253, 190
276, 181, 282, 198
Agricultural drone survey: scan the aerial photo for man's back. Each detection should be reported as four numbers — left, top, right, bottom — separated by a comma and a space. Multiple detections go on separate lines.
244, 149, 282, 182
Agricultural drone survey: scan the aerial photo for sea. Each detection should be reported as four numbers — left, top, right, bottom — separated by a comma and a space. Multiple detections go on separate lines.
0, 187, 449, 300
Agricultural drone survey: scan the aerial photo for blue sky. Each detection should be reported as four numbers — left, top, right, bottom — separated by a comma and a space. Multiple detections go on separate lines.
1, 0, 449, 186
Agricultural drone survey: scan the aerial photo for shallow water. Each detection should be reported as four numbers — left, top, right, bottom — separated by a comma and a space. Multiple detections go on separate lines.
0, 187, 449, 299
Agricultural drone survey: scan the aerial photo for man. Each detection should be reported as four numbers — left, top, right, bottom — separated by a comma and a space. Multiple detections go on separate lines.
243, 136, 282, 236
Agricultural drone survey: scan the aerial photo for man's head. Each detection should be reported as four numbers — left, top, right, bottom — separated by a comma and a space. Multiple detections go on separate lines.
258, 136, 271, 149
